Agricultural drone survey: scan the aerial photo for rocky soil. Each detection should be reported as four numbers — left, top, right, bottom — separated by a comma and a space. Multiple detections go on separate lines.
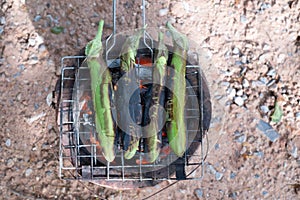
0, 0, 299, 199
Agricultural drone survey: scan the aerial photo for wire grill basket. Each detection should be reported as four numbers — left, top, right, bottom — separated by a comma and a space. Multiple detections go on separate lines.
57, 38, 212, 188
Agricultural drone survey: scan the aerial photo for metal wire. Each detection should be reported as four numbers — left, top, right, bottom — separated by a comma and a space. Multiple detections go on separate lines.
58, 55, 207, 183
105, 0, 153, 64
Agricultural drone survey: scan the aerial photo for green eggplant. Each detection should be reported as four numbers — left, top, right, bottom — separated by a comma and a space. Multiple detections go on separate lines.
143, 32, 168, 163
85, 20, 115, 162
115, 29, 144, 159
166, 22, 188, 157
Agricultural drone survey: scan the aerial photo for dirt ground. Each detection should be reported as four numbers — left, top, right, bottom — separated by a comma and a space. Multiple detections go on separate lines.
0, 0, 300, 199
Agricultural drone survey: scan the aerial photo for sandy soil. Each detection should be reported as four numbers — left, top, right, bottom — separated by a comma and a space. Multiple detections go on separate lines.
0, 0, 299, 199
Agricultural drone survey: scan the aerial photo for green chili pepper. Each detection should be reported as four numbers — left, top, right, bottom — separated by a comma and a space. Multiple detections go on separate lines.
116, 29, 144, 159
166, 22, 188, 157
144, 32, 168, 163
85, 20, 115, 162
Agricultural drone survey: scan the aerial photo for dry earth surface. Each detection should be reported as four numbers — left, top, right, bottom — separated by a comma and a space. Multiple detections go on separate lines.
0, 0, 300, 199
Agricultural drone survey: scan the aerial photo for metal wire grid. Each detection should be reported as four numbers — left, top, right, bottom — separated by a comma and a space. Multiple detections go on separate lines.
59, 55, 206, 182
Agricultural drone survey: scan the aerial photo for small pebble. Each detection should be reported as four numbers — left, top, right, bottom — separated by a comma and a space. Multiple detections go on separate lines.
224, 50, 231, 59
242, 79, 250, 88
26, 112, 46, 124
18, 64, 25, 71
260, 105, 269, 113
235, 61, 243, 66
290, 145, 298, 158
241, 56, 248, 64
254, 151, 264, 158
240, 67, 247, 75
259, 3, 271, 12
7, 159, 14, 168
16, 93, 21, 101
207, 164, 216, 175
262, 191, 268, 196
159, 8, 169, 16
235, 134, 246, 143
258, 53, 269, 63
254, 174, 260, 179
259, 77, 268, 85
251, 80, 265, 87
25, 168, 33, 177
267, 79, 276, 87
277, 54, 285, 64
215, 172, 224, 181
13, 72, 21, 78
195, 188, 203, 198
221, 81, 230, 87
228, 192, 237, 199
236, 89, 243, 96
34, 103, 39, 110
256, 119, 280, 142
240, 15, 247, 24
0, 16, 6, 25
45, 170, 53, 176
232, 47, 240, 55
5, 139, 11, 147
215, 143, 220, 150
234, 96, 244, 106
38, 44, 46, 52
230, 172, 236, 179
262, 43, 270, 51
227, 87, 236, 99
34, 15, 42, 22
267, 69, 276, 77
296, 112, 300, 120
28, 38, 36, 47
46, 92, 53, 107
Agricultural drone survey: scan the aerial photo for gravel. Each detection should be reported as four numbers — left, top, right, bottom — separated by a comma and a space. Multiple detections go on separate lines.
256, 120, 280, 142
235, 134, 246, 143
5, 139, 11, 147
25, 168, 33, 177
0, 16, 6, 25
260, 105, 269, 114
295, 112, 300, 120
159, 8, 169, 16
194, 188, 203, 198
234, 96, 244, 106
230, 172, 237, 179
240, 15, 247, 24
215, 172, 224, 181
34, 15, 42, 22
232, 47, 240, 55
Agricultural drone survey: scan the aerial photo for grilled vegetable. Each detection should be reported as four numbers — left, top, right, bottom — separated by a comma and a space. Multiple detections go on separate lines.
85, 20, 115, 162
115, 29, 144, 159
143, 32, 168, 163
166, 22, 188, 157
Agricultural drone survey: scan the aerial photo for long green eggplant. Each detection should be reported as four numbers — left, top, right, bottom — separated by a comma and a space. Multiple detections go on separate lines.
166, 22, 188, 157
85, 20, 115, 162
143, 32, 168, 163
115, 29, 144, 159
